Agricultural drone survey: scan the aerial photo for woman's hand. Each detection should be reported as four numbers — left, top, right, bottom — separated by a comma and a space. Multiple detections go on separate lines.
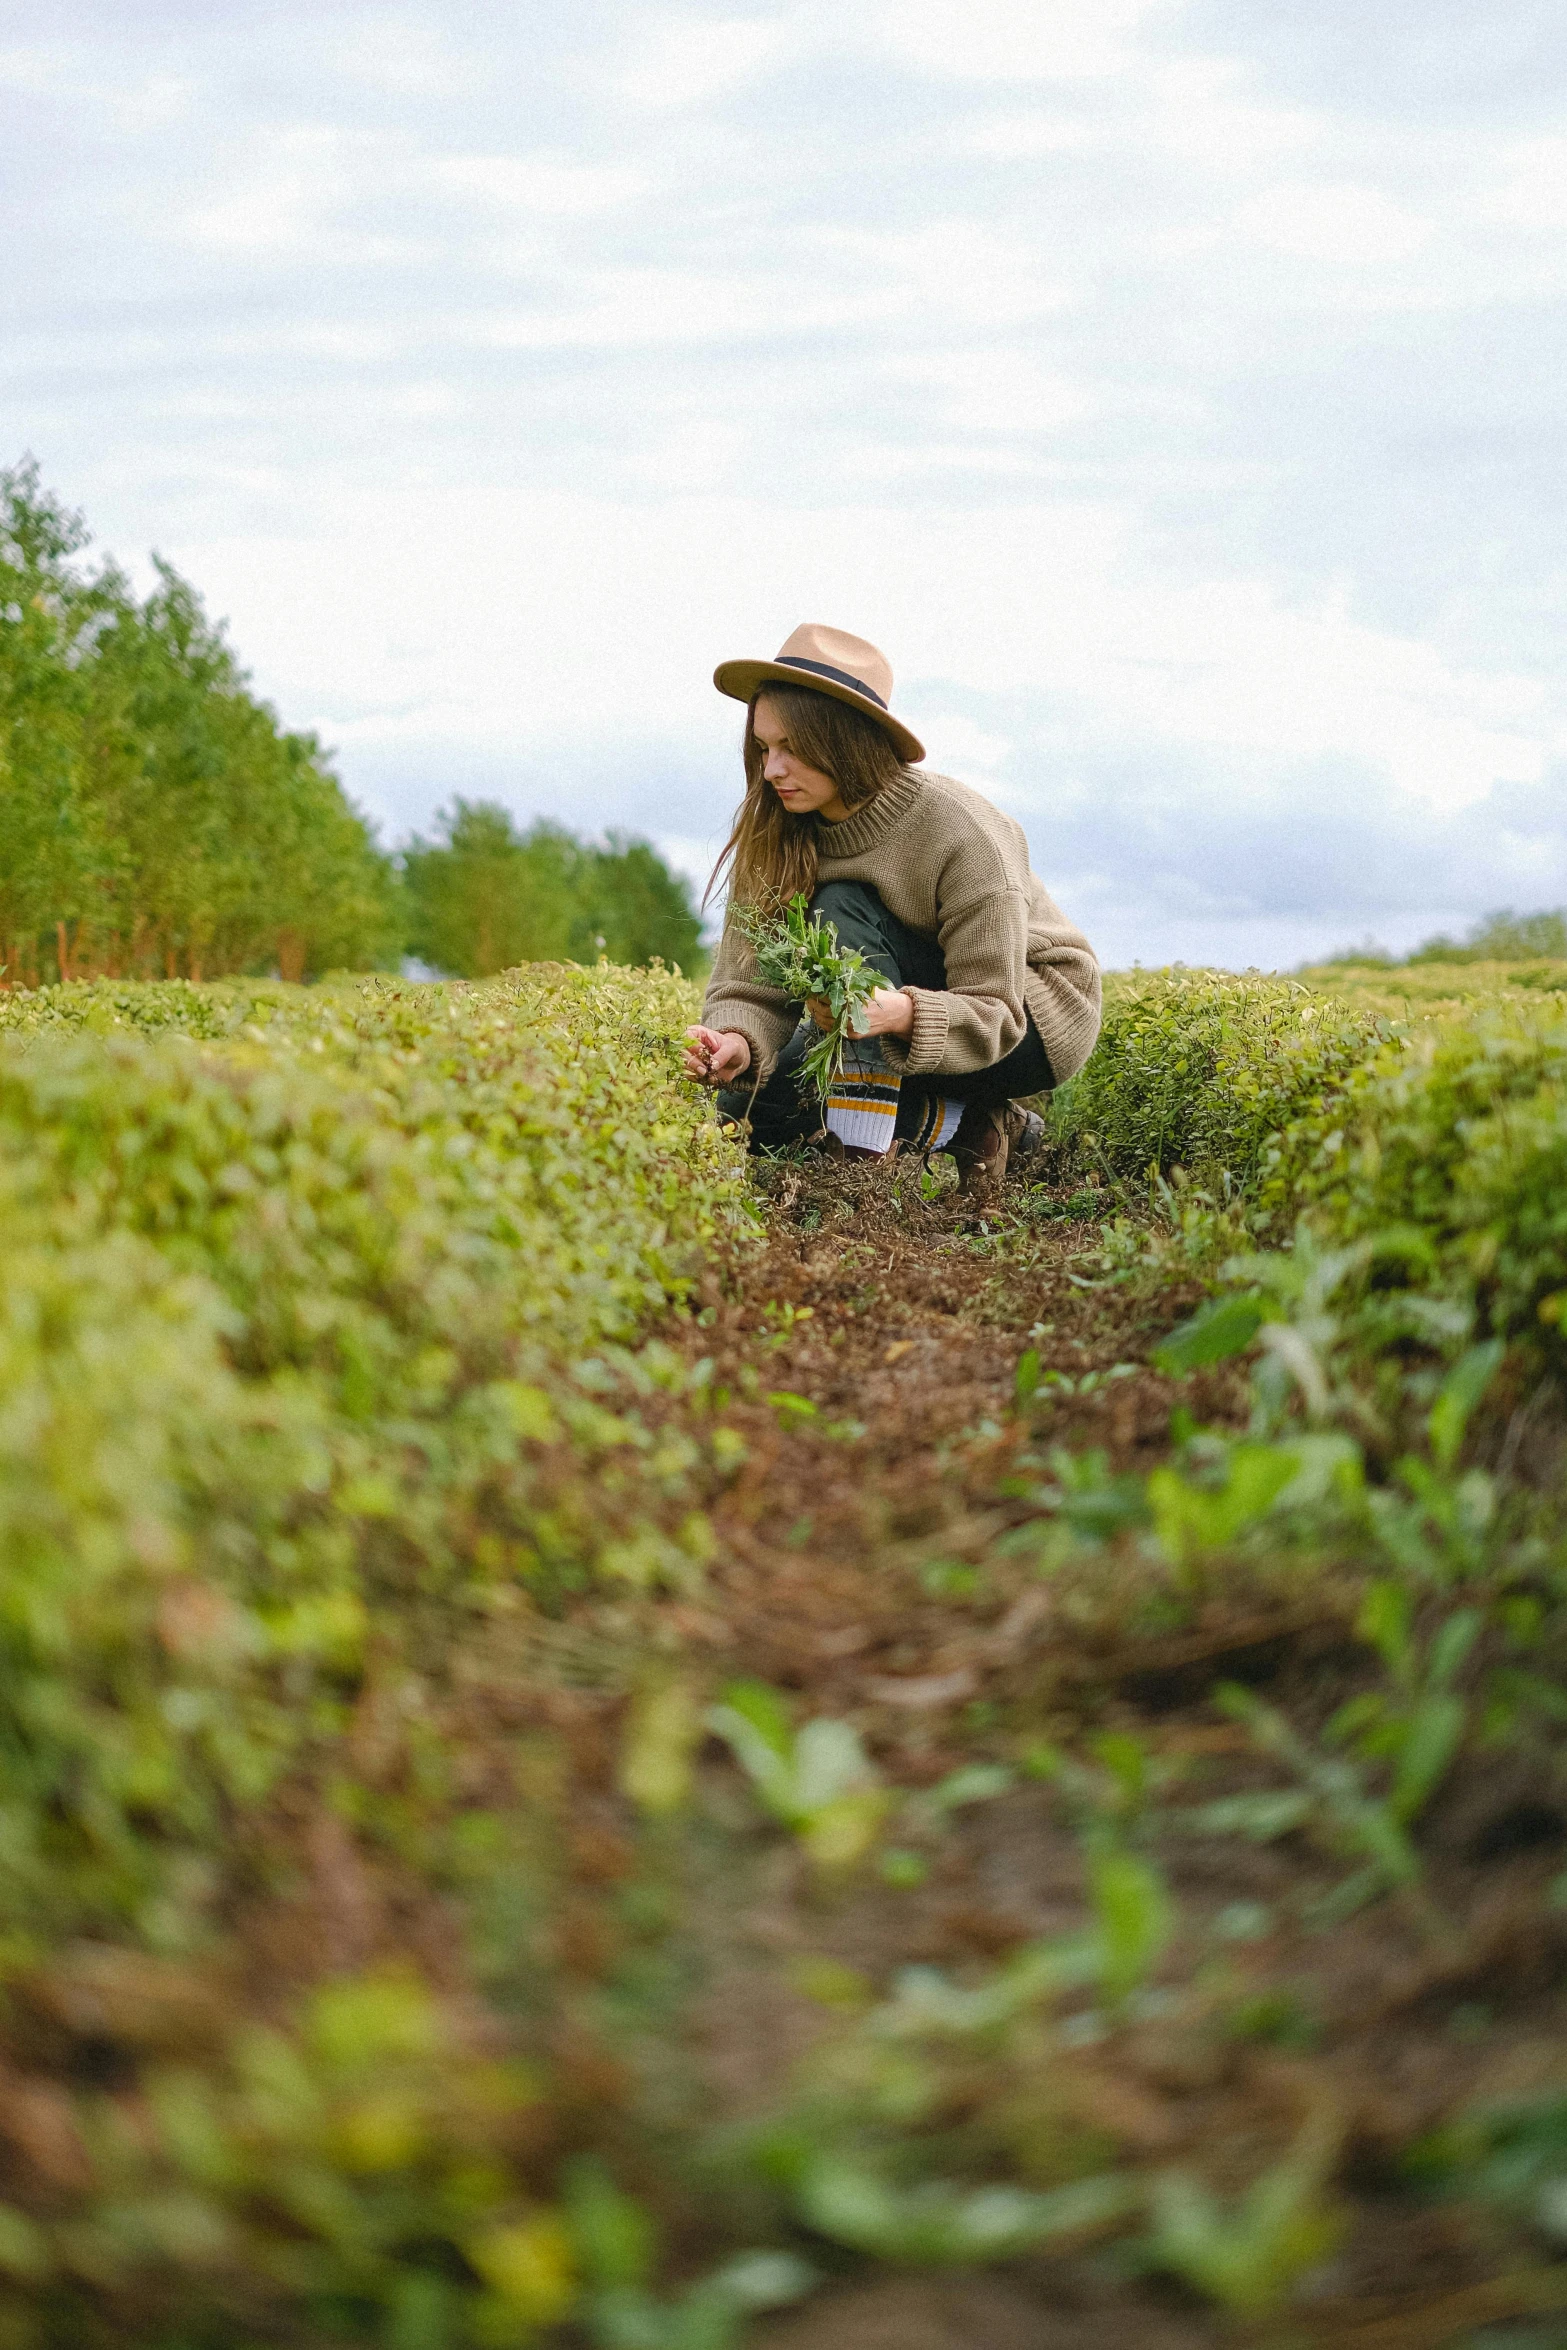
682, 1025, 752, 1086
804, 986, 915, 1041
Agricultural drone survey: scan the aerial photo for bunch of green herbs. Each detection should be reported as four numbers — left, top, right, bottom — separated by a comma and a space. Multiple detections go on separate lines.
736, 892, 881, 1094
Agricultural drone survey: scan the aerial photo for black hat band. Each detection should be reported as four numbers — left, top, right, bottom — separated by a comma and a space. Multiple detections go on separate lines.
774, 656, 888, 709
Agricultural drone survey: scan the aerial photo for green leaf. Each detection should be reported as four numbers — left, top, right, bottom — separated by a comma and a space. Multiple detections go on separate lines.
796, 2159, 1130, 2264
1168, 1791, 1312, 1842
1428, 1339, 1506, 1470
1152, 1292, 1266, 1373
799, 1788, 892, 1873
924, 1763, 1014, 1814
1149, 1442, 1299, 1564
619, 1679, 703, 1817
706, 1704, 797, 1820
715, 1679, 794, 1759
1149, 2154, 1343, 2316
1089, 1847, 1175, 2003
791, 1717, 875, 1815
1390, 1692, 1467, 1822
1357, 1579, 1412, 1677
564, 2158, 658, 2291
700, 2252, 816, 2313
0, 2204, 50, 2282
1426, 1607, 1483, 1691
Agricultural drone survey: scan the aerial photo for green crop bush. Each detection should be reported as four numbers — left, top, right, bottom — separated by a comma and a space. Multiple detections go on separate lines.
0, 965, 753, 1947
1047, 970, 1385, 1194
0, 976, 272, 1040
1278, 1002, 1567, 1346
1300, 957, 1567, 1012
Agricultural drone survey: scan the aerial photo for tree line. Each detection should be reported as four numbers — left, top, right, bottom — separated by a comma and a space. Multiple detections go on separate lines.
1328, 908, 1567, 969
0, 461, 703, 985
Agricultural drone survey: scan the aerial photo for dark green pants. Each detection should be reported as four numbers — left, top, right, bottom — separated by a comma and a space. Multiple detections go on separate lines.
718, 879, 1053, 1150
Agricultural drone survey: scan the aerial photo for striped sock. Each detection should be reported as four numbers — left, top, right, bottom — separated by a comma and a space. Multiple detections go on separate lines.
825, 1070, 902, 1153
929, 1098, 963, 1151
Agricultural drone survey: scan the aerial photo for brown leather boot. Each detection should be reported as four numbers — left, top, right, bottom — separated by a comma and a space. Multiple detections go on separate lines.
950, 1102, 1011, 1199
950, 1103, 1042, 1200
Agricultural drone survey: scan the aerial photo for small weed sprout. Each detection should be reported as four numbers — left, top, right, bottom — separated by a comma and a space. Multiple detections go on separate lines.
1146, 2116, 1345, 2317
707, 1680, 891, 1872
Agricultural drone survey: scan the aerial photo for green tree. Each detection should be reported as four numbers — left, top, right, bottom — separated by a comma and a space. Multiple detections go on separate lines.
573, 833, 703, 970
1407, 907, 1567, 965
403, 803, 578, 976
0, 458, 399, 982
402, 802, 703, 978
0, 459, 109, 979
88, 563, 398, 978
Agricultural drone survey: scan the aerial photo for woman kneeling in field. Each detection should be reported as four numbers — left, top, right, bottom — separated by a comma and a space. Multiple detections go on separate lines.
681, 624, 1102, 1201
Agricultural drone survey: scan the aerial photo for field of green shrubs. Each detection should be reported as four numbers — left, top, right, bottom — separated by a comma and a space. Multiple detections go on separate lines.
2, 953, 1567, 2348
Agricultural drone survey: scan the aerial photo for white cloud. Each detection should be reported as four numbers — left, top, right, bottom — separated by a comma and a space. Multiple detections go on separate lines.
819, 220, 1070, 332
872, 0, 1174, 84
883, 349, 1099, 435
1481, 135, 1567, 232
178, 128, 414, 260
612, 12, 805, 109
655, 832, 725, 909
0, 41, 192, 127
431, 154, 647, 217
958, 56, 1319, 174
1234, 180, 1433, 267
165, 484, 1557, 839
1133, 57, 1321, 174
326, 14, 480, 98
914, 713, 1014, 775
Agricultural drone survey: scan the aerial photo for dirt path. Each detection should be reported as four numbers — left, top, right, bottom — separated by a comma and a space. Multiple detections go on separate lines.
681, 1156, 1273, 1736
636, 1157, 1567, 2349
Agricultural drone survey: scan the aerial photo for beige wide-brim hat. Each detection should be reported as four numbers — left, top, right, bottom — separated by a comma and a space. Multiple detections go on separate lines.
713, 622, 926, 764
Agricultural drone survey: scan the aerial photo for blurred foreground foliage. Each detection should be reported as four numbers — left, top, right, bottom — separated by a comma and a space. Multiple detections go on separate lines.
0, 962, 750, 1950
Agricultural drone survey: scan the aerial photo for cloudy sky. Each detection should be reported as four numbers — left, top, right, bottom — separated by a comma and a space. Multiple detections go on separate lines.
6, 0, 1566, 967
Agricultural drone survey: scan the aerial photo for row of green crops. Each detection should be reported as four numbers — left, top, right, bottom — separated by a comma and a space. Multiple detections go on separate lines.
1043, 969, 1389, 1195
0, 966, 752, 1954
1049, 961, 1567, 1357
1276, 1004, 1567, 1348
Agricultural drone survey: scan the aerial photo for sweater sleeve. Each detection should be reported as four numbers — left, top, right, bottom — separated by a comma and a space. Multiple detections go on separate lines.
879, 880, 1032, 1079
1022, 929, 1102, 1085
698, 912, 802, 1089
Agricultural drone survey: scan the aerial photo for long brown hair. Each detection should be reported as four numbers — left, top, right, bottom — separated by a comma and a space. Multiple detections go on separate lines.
705, 683, 908, 914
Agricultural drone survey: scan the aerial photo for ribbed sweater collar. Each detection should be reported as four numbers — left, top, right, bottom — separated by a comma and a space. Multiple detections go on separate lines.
814, 767, 924, 860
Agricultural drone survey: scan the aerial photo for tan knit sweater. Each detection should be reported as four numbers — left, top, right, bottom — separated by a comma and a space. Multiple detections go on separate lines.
701, 769, 1102, 1089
